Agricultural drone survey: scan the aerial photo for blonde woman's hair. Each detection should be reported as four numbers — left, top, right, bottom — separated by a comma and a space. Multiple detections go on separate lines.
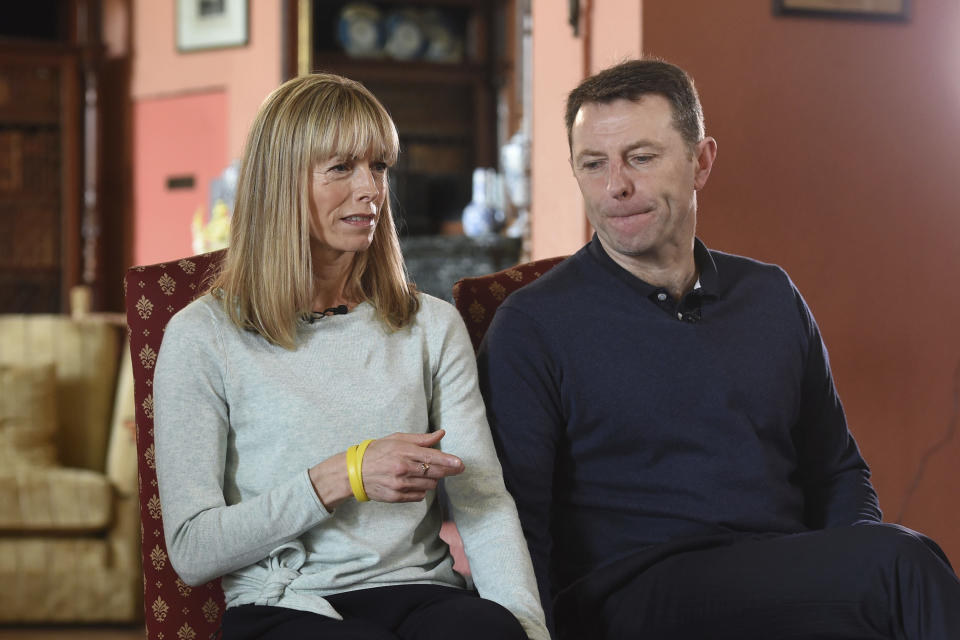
211, 73, 418, 349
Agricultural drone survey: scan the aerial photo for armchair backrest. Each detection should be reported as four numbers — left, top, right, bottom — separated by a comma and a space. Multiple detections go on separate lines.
451, 256, 567, 352
0, 314, 120, 471
124, 250, 226, 640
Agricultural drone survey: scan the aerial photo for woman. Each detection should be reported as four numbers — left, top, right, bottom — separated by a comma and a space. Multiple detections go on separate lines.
154, 74, 548, 640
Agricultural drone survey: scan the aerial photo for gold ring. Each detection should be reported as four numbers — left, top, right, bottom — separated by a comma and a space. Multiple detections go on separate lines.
420, 462, 430, 476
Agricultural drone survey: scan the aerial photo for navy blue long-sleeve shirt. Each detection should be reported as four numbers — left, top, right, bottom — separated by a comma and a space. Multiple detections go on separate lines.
478, 236, 881, 629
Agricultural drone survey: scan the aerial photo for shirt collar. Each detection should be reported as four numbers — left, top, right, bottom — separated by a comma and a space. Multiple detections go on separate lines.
586, 233, 719, 299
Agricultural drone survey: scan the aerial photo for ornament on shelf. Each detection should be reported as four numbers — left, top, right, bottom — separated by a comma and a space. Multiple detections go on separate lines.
191, 199, 231, 254
462, 167, 505, 237
338, 3, 384, 59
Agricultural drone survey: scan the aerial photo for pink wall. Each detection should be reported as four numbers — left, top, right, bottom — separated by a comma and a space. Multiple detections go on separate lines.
132, 91, 227, 265
529, 0, 643, 260
529, 0, 585, 260
130, 0, 284, 264
589, 0, 642, 73
131, 0, 283, 158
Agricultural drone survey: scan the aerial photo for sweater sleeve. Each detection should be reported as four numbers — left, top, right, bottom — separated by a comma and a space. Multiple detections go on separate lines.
790, 287, 882, 528
154, 302, 332, 586
426, 302, 549, 640
477, 304, 563, 636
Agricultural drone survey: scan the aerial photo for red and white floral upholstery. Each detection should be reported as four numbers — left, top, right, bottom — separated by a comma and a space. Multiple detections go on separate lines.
124, 250, 226, 640
452, 256, 567, 353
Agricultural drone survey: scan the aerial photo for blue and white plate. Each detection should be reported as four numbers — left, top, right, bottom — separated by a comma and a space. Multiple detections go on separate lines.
338, 3, 384, 58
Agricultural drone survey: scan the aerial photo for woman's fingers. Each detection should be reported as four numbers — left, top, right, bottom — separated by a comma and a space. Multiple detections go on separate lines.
385, 429, 446, 447
358, 432, 464, 503
381, 430, 463, 471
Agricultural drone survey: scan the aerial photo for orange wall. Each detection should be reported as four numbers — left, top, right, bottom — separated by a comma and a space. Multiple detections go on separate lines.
642, 1, 960, 561
531, 0, 960, 563
130, 0, 284, 264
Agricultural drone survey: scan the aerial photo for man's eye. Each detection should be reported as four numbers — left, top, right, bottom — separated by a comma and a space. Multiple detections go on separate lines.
631, 155, 653, 164
581, 160, 603, 170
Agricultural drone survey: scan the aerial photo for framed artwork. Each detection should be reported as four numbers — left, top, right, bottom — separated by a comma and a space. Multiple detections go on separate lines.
176, 0, 249, 52
773, 0, 909, 21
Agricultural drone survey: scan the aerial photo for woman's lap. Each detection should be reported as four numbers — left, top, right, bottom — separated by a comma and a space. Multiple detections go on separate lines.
222, 584, 526, 640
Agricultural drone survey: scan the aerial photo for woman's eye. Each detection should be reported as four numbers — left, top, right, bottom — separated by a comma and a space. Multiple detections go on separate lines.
372, 161, 388, 173
331, 163, 350, 172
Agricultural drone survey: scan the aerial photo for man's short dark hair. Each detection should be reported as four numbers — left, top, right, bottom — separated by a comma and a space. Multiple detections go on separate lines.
565, 58, 705, 151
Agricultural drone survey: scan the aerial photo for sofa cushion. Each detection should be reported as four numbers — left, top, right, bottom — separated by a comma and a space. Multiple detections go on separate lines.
0, 467, 113, 533
0, 315, 120, 472
0, 537, 140, 622
0, 363, 59, 468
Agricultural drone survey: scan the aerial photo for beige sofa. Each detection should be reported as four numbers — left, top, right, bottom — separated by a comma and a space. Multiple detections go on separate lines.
0, 312, 141, 623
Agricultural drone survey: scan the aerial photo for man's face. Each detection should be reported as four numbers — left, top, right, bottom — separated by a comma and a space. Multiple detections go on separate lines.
569, 96, 715, 268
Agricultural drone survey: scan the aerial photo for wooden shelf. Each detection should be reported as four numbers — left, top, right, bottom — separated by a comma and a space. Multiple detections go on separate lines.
290, 0, 501, 236
312, 54, 487, 85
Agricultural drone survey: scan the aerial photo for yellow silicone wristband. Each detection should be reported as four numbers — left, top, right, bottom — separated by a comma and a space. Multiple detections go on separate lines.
346, 445, 368, 502
355, 438, 374, 500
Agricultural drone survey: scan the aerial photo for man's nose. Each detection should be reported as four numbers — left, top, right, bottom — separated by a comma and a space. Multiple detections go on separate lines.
606, 161, 633, 200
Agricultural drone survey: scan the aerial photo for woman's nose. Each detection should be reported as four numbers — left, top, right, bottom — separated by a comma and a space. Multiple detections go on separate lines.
353, 165, 380, 200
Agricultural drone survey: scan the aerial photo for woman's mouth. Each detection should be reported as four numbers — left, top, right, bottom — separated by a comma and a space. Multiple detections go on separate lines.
341, 214, 376, 227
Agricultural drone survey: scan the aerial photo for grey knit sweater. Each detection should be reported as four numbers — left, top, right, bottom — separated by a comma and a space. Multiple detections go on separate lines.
154, 293, 548, 640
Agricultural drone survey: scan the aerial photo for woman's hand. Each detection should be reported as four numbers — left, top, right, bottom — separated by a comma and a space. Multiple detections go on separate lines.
361, 430, 464, 502
309, 430, 463, 510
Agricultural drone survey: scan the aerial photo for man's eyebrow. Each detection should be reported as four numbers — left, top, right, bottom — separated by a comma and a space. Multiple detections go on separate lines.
575, 139, 663, 161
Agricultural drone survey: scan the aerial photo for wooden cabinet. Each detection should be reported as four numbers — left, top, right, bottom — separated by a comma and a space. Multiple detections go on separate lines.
0, 49, 82, 313
288, 0, 501, 236
1, 0, 129, 314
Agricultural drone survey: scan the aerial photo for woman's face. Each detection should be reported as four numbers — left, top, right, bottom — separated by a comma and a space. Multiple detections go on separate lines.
308, 154, 389, 257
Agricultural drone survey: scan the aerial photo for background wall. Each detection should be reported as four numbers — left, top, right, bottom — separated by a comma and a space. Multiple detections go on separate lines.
529, 0, 586, 259
645, 0, 960, 563
530, 0, 960, 563
133, 91, 227, 264
130, 0, 284, 264
529, 0, 643, 260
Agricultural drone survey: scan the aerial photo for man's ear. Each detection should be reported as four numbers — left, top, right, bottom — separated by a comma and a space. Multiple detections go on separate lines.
693, 137, 718, 190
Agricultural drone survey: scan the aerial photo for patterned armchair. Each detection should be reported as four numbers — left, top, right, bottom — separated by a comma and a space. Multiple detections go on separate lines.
451, 256, 568, 352
123, 250, 563, 639
124, 250, 226, 640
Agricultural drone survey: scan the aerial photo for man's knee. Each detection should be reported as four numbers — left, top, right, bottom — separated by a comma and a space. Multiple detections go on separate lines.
850, 522, 955, 575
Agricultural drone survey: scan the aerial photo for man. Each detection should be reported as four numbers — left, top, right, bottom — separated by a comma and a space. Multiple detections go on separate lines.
478, 59, 960, 639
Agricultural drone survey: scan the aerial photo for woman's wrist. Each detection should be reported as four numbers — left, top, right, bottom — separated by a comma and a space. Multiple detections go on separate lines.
309, 451, 352, 511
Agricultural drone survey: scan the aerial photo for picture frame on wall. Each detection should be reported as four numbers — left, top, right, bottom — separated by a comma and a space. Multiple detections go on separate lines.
177, 0, 249, 52
773, 0, 909, 21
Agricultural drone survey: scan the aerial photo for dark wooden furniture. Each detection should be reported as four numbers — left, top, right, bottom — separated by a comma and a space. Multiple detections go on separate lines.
0, 48, 81, 313
286, 0, 504, 236
1, 0, 131, 314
